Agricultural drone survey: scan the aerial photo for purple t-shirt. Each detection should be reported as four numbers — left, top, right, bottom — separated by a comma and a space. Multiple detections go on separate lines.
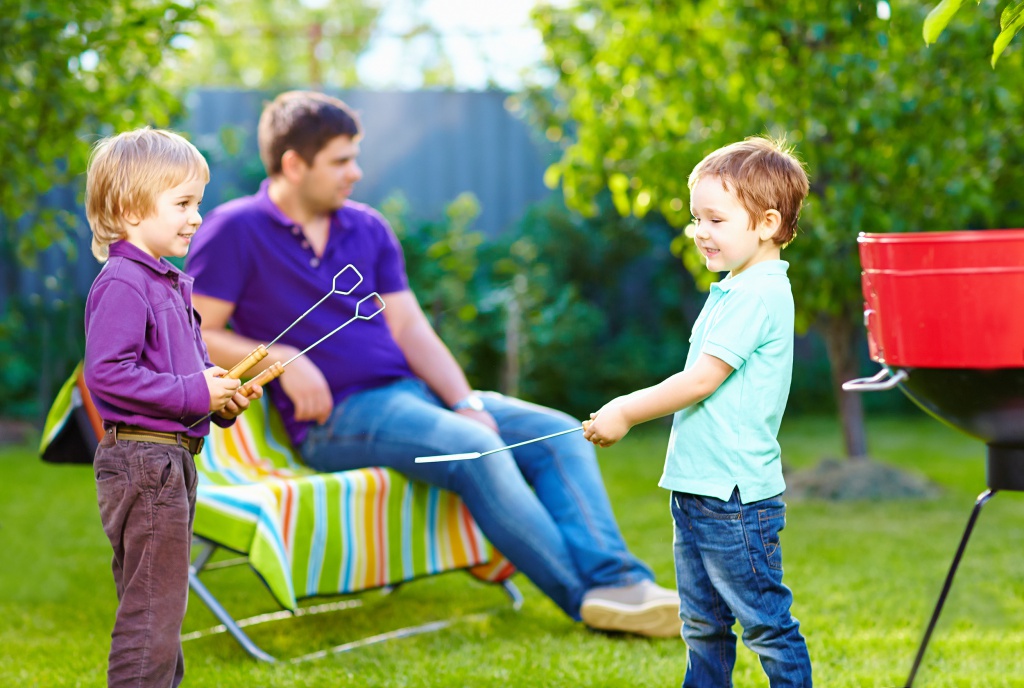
186, 180, 415, 445
84, 240, 229, 438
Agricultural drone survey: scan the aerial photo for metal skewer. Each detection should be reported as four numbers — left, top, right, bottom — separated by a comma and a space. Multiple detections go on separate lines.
189, 292, 386, 428
223, 265, 364, 380
415, 425, 586, 463
237, 292, 386, 396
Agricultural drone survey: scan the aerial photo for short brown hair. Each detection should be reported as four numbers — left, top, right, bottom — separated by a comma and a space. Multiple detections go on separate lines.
258, 91, 362, 176
85, 127, 209, 262
688, 136, 809, 246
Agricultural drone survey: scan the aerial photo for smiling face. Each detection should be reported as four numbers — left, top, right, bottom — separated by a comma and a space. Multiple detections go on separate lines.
123, 177, 206, 260
690, 175, 781, 277
295, 134, 363, 214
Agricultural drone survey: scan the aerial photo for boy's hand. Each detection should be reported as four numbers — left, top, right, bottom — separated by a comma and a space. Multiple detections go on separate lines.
215, 381, 264, 420
204, 366, 242, 412
583, 398, 633, 448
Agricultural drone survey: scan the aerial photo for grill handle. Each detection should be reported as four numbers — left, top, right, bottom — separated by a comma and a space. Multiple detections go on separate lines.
842, 367, 908, 392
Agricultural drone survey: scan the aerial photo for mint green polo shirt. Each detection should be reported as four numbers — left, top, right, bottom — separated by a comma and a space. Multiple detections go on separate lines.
659, 260, 794, 503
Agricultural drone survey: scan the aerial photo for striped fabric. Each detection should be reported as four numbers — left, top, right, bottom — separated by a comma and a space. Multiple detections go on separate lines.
194, 395, 514, 610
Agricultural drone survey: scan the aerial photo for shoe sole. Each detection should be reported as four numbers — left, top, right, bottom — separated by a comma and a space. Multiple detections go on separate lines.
581, 599, 682, 638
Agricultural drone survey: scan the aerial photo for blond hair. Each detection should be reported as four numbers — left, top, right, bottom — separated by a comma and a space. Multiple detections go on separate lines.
688, 136, 809, 246
85, 127, 210, 262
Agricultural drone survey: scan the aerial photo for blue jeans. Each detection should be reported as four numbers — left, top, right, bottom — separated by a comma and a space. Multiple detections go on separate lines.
301, 378, 653, 619
671, 490, 811, 688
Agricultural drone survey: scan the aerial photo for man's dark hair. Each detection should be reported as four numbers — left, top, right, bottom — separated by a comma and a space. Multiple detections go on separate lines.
258, 91, 362, 176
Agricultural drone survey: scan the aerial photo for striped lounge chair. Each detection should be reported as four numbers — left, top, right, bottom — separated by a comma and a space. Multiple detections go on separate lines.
190, 393, 519, 661
41, 367, 519, 662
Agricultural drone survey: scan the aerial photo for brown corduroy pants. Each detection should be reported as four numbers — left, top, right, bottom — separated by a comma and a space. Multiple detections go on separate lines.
94, 429, 197, 688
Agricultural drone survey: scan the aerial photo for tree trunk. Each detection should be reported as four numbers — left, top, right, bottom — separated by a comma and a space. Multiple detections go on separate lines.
820, 313, 869, 460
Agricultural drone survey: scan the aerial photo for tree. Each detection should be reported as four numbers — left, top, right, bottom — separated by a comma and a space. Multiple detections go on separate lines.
171, 0, 384, 89
530, 0, 1024, 459
0, 0, 207, 418
923, 0, 1024, 66
1, 0, 207, 269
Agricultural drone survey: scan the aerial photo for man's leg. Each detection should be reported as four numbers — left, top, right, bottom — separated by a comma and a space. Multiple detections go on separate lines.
481, 392, 653, 589
302, 378, 589, 617
302, 378, 674, 634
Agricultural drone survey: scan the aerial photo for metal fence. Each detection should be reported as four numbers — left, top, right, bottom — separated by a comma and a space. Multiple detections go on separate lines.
2, 88, 558, 306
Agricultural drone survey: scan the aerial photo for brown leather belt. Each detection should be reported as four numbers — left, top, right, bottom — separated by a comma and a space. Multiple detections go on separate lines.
112, 424, 205, 455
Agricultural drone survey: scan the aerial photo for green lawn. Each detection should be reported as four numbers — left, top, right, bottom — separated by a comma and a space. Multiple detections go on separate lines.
3, 414, 1023, 687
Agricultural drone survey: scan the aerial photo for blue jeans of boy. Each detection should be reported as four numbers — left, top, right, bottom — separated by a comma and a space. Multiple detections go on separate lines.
301, 377, 654, 619
671, 490, 812, 688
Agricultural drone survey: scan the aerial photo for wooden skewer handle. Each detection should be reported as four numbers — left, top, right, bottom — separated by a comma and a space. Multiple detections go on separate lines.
226, 345, 268, 379
240, 361, 285, 397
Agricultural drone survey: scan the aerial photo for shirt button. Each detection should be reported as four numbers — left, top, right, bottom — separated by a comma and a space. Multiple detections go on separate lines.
291, 226, 300, 236
301, 240, 309, 249
310, 257, 320, 268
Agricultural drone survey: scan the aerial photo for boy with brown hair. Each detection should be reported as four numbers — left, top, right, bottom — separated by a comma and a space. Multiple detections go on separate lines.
584, 137, 813, 686
83, 127, 261, 687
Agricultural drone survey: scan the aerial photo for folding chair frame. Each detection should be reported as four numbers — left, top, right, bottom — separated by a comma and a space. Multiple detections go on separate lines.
186, 536, 523, 663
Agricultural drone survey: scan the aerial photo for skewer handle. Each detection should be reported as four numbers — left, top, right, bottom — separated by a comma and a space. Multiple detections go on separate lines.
226, 345, 268, 380
239, 361, 284, 397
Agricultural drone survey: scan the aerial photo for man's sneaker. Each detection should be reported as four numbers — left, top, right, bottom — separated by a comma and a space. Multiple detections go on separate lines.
580, 580, 681, 638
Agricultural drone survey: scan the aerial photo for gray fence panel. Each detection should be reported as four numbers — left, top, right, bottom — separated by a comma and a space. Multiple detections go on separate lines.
2, 89, 558, 307
183, 88, 558, 236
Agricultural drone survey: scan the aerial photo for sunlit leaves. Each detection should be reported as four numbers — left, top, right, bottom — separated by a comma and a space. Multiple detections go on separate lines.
0, 0, 207, 265
923, 0, 1022, 64
923, 0, 971, 44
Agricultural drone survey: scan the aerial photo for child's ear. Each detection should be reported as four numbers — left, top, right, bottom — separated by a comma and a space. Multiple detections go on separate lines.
758, 209, 782, 241
122, 209, 141, 226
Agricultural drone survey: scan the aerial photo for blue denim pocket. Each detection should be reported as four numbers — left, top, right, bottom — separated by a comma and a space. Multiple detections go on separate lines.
757, 504, 786, 571
692, 493, 742, 521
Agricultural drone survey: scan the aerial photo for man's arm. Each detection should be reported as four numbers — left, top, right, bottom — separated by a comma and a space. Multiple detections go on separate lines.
382, 290, 497, 431
193, 293, 334, 424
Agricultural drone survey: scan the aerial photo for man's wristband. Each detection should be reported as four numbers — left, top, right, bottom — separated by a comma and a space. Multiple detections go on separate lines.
451, 393, 484, 412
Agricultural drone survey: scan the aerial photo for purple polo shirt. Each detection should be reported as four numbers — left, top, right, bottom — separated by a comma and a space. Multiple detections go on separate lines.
186, 180, 415, 445
84, 240, 230, 438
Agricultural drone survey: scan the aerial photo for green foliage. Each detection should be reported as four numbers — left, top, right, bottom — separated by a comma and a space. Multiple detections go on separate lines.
383, 191, 488, 368
529, 0, 1024, 455
173, 0, 383, 89
0, 295, 84, 420
923, 0, 1024, 66
531, 0, 1024, 334
386, 191, 704, 420
0, 0, 203, 420
0, 0, 207, 265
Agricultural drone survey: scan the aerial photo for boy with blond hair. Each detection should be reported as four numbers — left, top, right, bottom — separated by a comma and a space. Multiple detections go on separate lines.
83, 127, 261, 687
584, 136, 813, 687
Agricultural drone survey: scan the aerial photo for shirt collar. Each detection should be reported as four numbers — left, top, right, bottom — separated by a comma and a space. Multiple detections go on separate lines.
107, 240, 183, 279
710, 260, 789, 293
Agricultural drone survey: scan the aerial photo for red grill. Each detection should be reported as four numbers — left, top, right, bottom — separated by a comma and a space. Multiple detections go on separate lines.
859, 229, 1024, 369
844, 228, 1024, 687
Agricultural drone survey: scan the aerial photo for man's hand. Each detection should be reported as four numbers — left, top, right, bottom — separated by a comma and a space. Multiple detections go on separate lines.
278, 355, 333, 425
454, 407, 498, 433
583, 397, 633, 448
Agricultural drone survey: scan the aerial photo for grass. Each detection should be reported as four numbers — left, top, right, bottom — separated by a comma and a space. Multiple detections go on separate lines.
2, 414, 1024, 687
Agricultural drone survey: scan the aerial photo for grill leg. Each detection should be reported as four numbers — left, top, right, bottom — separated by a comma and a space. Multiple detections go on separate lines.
903, 489, 996, 688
